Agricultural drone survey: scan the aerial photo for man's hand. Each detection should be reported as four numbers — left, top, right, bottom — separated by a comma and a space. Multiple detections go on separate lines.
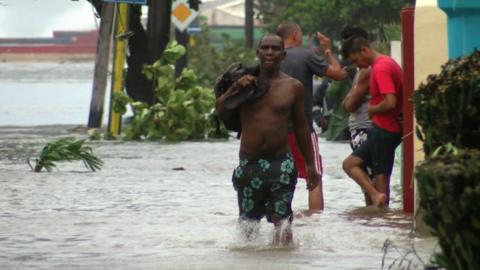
305, 165, 320, 191
356, 67, 371, 84
367, 105, 375, 118
368, 94, 396, 118
231, 74, 257, 95
316, 32, 332, 52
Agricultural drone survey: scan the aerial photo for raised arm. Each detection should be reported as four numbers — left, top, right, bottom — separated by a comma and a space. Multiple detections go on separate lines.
316, 32, 347, 81
291, 81, 320, 191
342, 67, 370, 113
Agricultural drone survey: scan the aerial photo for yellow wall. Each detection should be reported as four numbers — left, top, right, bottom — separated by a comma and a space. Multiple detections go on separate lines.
413, 0, 448, 232
413, 2, 448, 164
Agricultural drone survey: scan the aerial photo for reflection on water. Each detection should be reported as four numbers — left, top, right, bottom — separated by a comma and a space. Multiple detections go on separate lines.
343, 207, 412, 230
0, 62, 438, 269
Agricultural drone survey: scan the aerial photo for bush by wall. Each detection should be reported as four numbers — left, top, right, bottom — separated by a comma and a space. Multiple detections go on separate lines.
413, 50, 480, 156
415, 149, 480, 270
413, 49, 480, 269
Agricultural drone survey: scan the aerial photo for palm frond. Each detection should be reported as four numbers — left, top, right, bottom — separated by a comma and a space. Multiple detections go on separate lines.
33, 137, 104, 172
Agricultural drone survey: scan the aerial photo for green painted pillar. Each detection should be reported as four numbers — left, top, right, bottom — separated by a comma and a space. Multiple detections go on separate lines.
438, 0, 480, 58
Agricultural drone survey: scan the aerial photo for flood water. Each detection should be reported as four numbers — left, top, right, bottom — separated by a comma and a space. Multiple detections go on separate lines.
0, 61, 438, 269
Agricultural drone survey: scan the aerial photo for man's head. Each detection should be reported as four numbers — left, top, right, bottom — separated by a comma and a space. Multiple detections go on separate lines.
256, 34, 286, 74
276, 22, 302, 47
340, 26, 373, 68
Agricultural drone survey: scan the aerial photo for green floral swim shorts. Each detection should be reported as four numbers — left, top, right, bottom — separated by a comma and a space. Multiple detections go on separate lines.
232, 152, 297, 223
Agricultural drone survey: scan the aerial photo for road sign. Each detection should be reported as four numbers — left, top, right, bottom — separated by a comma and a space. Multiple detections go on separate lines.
102, 0, 147, 5
171, 0, 198, 32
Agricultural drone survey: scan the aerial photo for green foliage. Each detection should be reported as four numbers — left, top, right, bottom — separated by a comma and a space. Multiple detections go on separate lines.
414, 49, 480, 269
87, 128, 102, 140
257, 0, 407, 41
415, 149, 480, 270
188, 22, 257, 87
413, 49, 480, 156
31, 137, 103, 172
87, 128, 117, 141
323, 78, 351, 141
114, 41, 225, 141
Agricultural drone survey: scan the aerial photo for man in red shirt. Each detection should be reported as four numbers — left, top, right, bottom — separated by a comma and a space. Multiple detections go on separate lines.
340, 27, 403, 207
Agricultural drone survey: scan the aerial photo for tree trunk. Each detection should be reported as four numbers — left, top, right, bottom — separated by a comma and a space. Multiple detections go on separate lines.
86, 0, 173, 105
123, 0, 174, 105
147, 0, 172, 63
245, 0, 254, 48
125, 5, 154, 104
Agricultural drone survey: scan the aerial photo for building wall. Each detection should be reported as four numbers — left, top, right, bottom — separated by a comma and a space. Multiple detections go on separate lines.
413, 0, 448, 233
199, 0, 262, 26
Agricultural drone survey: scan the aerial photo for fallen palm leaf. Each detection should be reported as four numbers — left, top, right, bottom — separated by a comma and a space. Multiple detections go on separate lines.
29, 137, 104, 172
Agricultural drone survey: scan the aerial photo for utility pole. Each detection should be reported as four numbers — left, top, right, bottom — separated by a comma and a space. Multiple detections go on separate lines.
88, 2, 115, 128
108, 3, 130, 135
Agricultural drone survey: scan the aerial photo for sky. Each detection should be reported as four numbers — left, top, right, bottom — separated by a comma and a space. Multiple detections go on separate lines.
0, 0, 224, 38
0, 0, 98, 38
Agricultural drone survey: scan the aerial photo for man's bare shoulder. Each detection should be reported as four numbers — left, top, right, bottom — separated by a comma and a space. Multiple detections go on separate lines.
279, 72, 303, 90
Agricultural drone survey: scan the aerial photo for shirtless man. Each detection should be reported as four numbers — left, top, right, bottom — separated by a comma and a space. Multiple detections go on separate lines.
216, 34, 320, 245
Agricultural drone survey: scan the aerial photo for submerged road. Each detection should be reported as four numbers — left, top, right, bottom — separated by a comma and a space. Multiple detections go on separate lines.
0, 125, 437, 270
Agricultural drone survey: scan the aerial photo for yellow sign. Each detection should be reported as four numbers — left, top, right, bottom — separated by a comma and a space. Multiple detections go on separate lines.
171, 0, 198, 32
173, 3, 191, 22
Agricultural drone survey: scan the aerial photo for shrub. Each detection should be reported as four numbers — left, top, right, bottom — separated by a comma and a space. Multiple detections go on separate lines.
114, 41, 227, 141
413, 49, 480, 269
188, 23, 257, 88
413, 50, 480, 156
415, 148, 480, 270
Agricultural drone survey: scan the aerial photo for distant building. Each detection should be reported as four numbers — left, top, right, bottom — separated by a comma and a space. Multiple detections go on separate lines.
193, 0, 263, 47
0, 30, 97, 61
199, 0, 262, 26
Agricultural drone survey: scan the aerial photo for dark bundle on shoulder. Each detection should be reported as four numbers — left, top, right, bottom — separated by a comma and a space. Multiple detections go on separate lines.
213, 63, 269, 133
214, 63, 260, 98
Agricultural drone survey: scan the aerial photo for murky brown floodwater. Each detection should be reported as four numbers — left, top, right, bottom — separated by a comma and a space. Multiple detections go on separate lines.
0, 61, 437, 269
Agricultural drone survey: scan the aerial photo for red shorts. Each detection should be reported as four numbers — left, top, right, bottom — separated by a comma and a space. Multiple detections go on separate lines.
288, 132, 323, 180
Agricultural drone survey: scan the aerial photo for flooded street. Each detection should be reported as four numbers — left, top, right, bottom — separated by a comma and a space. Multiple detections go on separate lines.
0, 62, 437, 269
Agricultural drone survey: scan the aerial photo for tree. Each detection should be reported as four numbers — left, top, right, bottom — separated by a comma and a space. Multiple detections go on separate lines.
245, 0, 254, 48
85, 0, 202, 105
257, 0, 408, 41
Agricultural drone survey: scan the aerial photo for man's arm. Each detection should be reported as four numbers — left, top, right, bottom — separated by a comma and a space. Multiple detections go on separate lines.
367, 69, 397, 117
342, 67, 370, 113
316, 32, 347, 81
215, 75, 256, 121
368, 94, 396, 117
291, 81, 320, 191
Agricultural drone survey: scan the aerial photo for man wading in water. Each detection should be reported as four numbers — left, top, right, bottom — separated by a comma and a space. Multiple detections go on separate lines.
216, 34, 319, 245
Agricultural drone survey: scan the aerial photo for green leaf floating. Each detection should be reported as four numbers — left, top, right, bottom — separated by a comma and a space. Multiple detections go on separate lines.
31, 137, 104, 172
